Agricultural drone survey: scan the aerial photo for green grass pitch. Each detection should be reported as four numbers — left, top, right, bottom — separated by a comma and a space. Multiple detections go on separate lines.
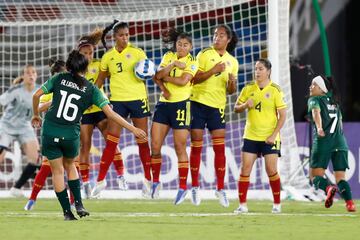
0, 199, 359, 240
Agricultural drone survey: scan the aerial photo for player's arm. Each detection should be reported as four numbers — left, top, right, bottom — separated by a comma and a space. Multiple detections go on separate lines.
0, 88, 16, 106
234, 87, 253, 113
152, 75, 170, 100
312, 108, 325, 137
38, 101, 51, 113
192, 62, 226, 84
95, 70, 108, 88
163, 72, 193, 86
227, 73, 237, 94
265, 108, 287, 145
101, 104, 147, 140
154, 61, 183, 80
32, 88, 45, 128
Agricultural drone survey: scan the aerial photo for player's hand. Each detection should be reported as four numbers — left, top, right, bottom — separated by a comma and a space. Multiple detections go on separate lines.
173, 61, 186, 69
31, 115, 42, 128
212, 62, 226, 74
317, 128, 325, 137
246, 99, 254, 108
265, 135, 276, 145
161, 89, 171, 100
133, 128, 147, 140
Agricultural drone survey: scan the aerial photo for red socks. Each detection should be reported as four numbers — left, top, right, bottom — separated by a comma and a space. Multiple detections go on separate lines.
97, 134, 119, 182
29, 162, 51, 201
151, 155, 162, 183
238, 175, 250, 204
79, 163, 90, 183
269, 172, 281, 204
190, 140, 203, 187
137, 139, 152, 181
112, 150, 124, 176
213, 137, 226, 190
178, 161, 189, 190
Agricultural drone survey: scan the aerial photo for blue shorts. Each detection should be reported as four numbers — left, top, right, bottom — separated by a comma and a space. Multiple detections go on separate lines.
153, 100, 191, 129
190, 101, 225, 131
111, 99, 151, 119
242, 139, 281, 157
81, 111, 106, 125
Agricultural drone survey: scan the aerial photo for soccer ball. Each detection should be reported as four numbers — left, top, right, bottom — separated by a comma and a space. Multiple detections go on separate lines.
134, 59, 156, 81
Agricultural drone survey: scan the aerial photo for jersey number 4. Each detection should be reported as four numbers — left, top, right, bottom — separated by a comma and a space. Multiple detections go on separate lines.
57, 90, 81, 121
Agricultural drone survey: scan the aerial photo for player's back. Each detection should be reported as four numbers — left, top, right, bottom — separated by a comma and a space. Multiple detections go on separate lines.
42, 72, 99, 139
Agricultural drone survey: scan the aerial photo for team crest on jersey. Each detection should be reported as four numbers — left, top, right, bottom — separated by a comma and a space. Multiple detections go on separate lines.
90, 68, 97, 74
211, 59, 215, 62
265, 93, 270, 98
226, 61, 231, 66
126, 54, 131, 59
191, 64, 196, 71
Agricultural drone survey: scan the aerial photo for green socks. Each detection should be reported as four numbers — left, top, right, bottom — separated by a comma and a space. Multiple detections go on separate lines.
55, 189, 71, 213
68, 179, 82, 204
337, 180, 352, 201
312, 176, 329, 192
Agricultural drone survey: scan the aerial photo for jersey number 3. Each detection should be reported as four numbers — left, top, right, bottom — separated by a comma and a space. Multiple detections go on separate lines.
57, 90, 81, 121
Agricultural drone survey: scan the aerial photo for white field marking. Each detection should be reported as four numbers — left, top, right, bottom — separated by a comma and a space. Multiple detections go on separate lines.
2, 212, 357, 218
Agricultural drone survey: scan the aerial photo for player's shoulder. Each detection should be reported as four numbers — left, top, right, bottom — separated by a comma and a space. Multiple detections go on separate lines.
7, 84, 23, 94
186, 53, 196, 61
244, 81, 256, 88
102, 48, 116, 58
128, 44, 145, 53
163, 51, 175, 58
199, 47, 213, 54
269, 82, 282, 93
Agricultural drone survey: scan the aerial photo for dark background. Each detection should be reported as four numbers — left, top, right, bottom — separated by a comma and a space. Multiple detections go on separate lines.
291, 0, 360, 121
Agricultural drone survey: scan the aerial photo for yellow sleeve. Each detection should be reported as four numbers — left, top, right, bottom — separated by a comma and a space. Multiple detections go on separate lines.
159, 52, 172, 68
232, 58, 239, 76
100, 52, 109, 72
40, 93, 53, 103
237, 86, 248, 104
196, 50, 207, 72
183, 57, 198, 77
275, 90, 287, 109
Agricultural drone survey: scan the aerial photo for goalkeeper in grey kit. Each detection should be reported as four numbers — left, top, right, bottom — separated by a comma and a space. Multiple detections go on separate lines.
32, 50, 147, 220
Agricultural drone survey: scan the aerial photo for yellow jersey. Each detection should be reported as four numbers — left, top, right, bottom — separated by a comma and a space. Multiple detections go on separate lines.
100, 43, 147, 101
236, 81, 287, 141
159, 52, 198, 103
190, 46, 238, 109
84, 59, 104, 114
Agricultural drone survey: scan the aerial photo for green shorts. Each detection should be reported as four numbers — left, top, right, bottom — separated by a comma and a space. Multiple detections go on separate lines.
310, 150, 349, 171
41, 135, 80, 160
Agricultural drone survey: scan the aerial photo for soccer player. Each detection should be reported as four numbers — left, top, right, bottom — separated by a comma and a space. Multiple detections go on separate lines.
24, 59, 67, 211
189, 25, 238, 207
0, 64, 40, 197
151, 29, 198, 203
77, 28, 128, 198
31, 50, 146, 220
233, 59, 286, 214
308, 75, 356, 212
92, 21, 152, 198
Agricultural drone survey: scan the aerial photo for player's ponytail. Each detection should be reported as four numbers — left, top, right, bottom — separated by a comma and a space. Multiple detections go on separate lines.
48, 58, 66, 76
322, 75, 340, 105
162, 28, 192, 52
215, 24, 238, 53
78, 27, 103, 49
66, 50, 88, 88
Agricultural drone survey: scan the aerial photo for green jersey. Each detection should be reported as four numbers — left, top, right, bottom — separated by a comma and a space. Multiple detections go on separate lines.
41, 72, 109, 139
307, 93, 348, 152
